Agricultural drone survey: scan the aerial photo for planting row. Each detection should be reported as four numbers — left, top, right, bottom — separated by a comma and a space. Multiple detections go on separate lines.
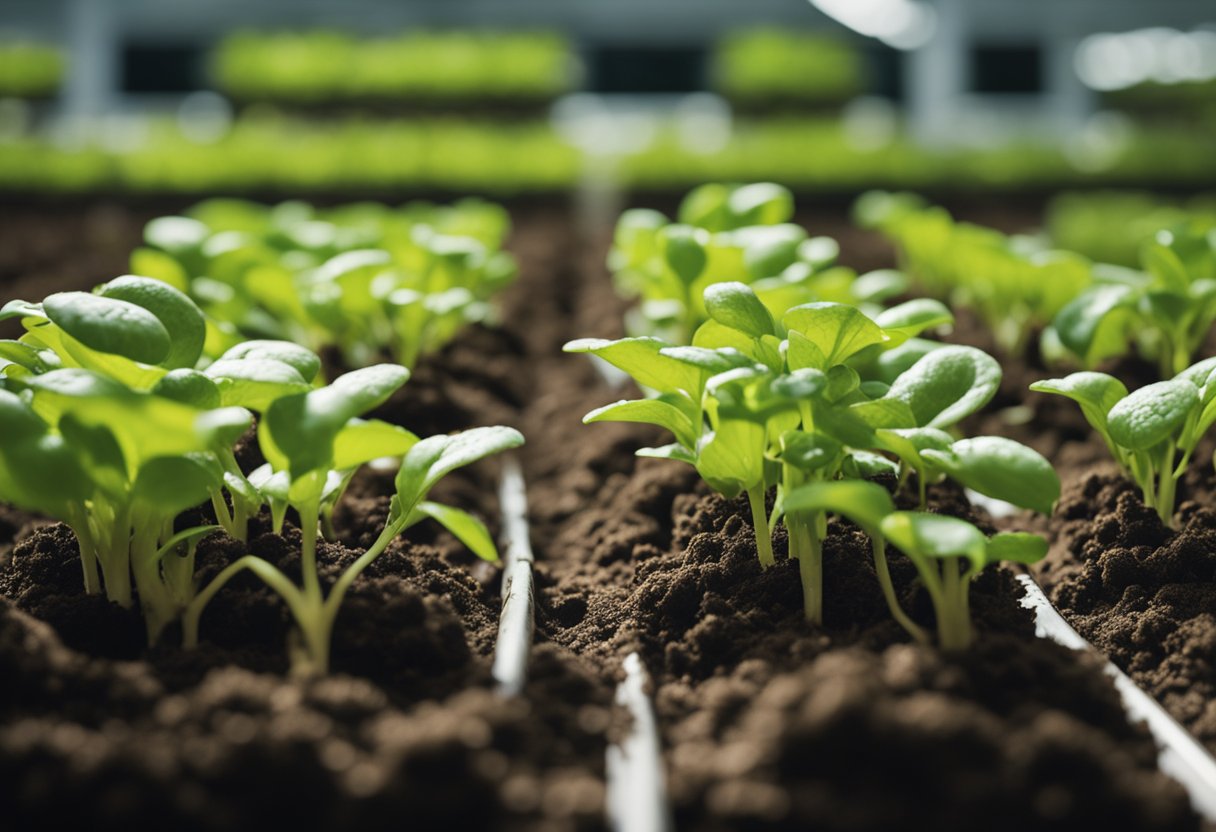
5, 116, 1216, 197
0, 197, 526, 676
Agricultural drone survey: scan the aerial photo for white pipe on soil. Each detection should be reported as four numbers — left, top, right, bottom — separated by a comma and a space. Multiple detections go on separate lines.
492, 456, 535, 696
1018, 574, 1216, 821
606, 652, 673, 832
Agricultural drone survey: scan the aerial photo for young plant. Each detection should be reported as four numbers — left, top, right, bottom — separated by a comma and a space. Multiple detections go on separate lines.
607, 183, 871, 342
135, 198, 518, 370
569, 281, 1059, 627
0, 280, 329, 543
1047, 226, 1216, 376
856, 190, 1092, 357
181, 362, 523, 676
0, 370, 251, 642
784, 482, 1048, 649
1031, 357, 1216, 525
879, 512, 1047, 650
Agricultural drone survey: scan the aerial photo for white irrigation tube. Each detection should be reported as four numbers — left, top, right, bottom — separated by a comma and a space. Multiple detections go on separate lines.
1018, 574, 1216, 821
492, 456, 535, 697
606, 652, 673, 832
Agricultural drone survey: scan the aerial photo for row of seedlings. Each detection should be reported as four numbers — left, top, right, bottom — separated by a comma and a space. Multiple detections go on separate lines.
0, 197, 525, 678
574, 181, 1216, 822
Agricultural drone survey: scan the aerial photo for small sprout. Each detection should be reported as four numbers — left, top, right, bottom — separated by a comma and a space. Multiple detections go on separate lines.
1033, 358, 1216, 525
182, 360, 523, 676
880, 512, 1047, 650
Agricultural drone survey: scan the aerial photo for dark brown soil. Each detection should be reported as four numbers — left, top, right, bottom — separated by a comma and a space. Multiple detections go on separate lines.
1029, 464, 1216, 757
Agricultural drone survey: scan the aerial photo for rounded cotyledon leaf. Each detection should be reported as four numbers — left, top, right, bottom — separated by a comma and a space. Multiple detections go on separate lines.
880, 511, 987, 575
921, 436, 1060, 515
704, 282, 777, 339
784, 478, 895, 536
98, 276, 206, 370
263, 364, 411, 479
659, 224, 708, 285
1107, 379, 1198, 451
215, 339, 322, 384
985, 532, 1048, 567
42, 292, 171, 366
885, 345, 1000, 429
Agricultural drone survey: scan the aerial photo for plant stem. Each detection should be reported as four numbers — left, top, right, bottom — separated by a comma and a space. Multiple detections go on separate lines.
871, 538, 928, 644
298, 499, 322, 604
1157, 442, 1178, 528
798, 519, 823, 625
746, 485, 775, 569
937, 558, 971, 651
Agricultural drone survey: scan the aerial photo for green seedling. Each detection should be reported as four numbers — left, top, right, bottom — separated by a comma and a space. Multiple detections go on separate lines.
137, 198, 517, 370
1048, 226, 1216, 376
181, 362, 523, 676
569, 281, 1058, 628
0, 371, 250, 642
1032, 358, 1216, 525
857, 190, 1091, 357
880, 513, 1047, 650
607, 183, 869, 342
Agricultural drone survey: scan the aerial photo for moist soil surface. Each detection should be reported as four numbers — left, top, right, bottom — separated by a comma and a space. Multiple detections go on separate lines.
0, 200, 1209, 830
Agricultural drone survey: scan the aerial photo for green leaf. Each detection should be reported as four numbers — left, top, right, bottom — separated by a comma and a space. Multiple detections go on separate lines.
881, 511, 987, 574
1107, 379, 1198, 451
98, 276, 205, 370
782, 303, 886, 368
777, 431, 841, 473
727, 183, 794, 227
1053, 285, 1137, 363
1029, 372, 1128, 439
132, 454, 223, 516
886, 346, 1000, 429
0, 388, 49, 441
129, 247, 190, 293
695, 417, 766, 497
784, 479, 895, 536
395, 426, 524, 508
850, 397, 917, 429
851, 269, 908, 304
985, 532, 1048, 567
637, 443, 697, 465
215, 339, 322, 384
145, 215, 209, 256
413, 502, 499, 562
332, 419, 419, 470
659, 224, 708, 285
1142, 240, 1190, 293
564, 337, 702, 397
704, 282, 776, 338
0, 434, 91, 511
206, 357, 311, 411
769, 368, 828, 401
263, 364, 411, 479
43, 292, 171, 366
152, 369, 221, 409
799, 236, 840, 270
921, 437, 1060, 515
875, 298, 954, 344
740, 224, 806, 279
584, 397, 698, 449
659, 346, 755, 374
0, 299, 45, 322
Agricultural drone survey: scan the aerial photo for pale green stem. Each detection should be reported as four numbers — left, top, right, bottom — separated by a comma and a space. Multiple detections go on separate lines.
871, 538, 929, 644
746, 485, 775, 569
799, 518, 823, 625
182, 556, 305, 649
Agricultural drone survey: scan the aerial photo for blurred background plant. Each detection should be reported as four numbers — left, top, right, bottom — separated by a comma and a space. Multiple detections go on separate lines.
0, 0, 1212, 197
